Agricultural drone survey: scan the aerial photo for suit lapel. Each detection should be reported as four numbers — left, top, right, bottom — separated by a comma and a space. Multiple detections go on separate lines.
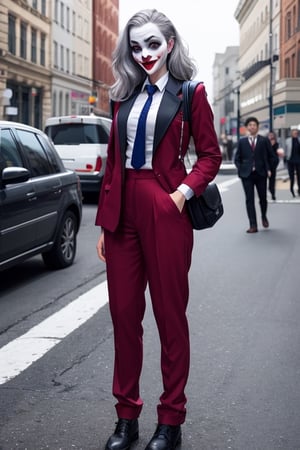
153, 77, 182, 152
117, 91, 139, 167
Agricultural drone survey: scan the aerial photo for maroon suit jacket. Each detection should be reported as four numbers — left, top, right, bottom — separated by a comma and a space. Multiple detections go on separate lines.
95, 76, 222, 232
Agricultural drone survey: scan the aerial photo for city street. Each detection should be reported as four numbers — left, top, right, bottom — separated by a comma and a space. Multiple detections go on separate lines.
0, 172, 300, 450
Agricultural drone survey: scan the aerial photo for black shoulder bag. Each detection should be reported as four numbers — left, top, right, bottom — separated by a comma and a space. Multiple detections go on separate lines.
182, 81, 224, 230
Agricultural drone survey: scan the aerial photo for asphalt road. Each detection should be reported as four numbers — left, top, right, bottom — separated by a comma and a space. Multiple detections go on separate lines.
0, 173, 300, 450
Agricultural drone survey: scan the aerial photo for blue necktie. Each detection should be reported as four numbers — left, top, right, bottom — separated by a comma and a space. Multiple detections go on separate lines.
131, 84, 157, 169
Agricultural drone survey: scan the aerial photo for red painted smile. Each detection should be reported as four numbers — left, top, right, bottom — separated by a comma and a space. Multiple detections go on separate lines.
142, 60, 157, 71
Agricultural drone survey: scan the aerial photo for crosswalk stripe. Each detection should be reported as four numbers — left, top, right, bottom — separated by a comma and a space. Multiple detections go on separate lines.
0, 281, 108, 385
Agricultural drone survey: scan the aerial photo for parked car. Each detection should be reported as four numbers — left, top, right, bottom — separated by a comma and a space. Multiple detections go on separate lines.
44, 114, 112, 194
0, 121, 82, 272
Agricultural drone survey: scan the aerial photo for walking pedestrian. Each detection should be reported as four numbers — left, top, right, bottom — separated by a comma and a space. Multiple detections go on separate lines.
267, 131, 280, 200
284, 126, 300, 197
95, 8, 221, 450
234, 117, 276, 233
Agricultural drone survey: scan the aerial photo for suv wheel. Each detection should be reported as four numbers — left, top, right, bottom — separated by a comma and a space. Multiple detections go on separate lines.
42, 211, 77, 269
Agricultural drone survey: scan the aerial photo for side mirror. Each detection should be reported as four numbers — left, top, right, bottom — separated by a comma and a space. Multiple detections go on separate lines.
1, 167, 30, 185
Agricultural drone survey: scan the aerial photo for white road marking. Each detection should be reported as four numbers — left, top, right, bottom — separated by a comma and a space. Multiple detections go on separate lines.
218, 177, 239, 192
0, 281, 108, 385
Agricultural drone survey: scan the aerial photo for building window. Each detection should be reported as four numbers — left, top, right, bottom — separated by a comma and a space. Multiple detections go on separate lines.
72, 11, 76, 35
54, 0, 59, 22
61, 2, 64, 28
20, 22, 27, 59
292, 53, 296, 77
54, 41, 58, 68
84, 56, 89, 77
59, 91, 63, 115
60, 45, 64, 70
78, 54, 82, 74
66, 6, 70, 31
53, 91, 57, 115
286, 12, 292, 39
40, 33, 46, 66
41, 0, 46, 16
66, 48, 70, 72
31, 28, 37, 63
65, 92, 69, 115
72, 51, 76, 74
285, 58, 290, 77
8, 14, 16, 55
32, 0, 38, 9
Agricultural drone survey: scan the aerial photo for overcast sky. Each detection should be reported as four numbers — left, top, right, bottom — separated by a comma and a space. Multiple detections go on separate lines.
119, 1, 240, 100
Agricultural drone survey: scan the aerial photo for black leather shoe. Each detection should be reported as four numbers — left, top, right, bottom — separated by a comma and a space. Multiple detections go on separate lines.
246, 226, 258, 234
145, 424, 181, 450
262, 217, 269, 228
105, 418, 139, 450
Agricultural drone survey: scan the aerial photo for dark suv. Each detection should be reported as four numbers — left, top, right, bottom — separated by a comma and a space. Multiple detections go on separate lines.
0, 121, 82, 272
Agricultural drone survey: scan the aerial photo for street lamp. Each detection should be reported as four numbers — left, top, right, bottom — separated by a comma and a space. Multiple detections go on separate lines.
237, 85, 241, 141
269, 0, 273, 132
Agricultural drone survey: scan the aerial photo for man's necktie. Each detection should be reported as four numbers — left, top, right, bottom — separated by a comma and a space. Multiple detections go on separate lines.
131, 84, 157, 169
251, 137, 255, 150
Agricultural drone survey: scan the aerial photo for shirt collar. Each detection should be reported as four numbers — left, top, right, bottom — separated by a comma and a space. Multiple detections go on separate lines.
142, 72, 169, 92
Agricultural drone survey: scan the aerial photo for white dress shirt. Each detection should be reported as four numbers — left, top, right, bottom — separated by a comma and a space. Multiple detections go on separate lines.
125, 72, 194, 199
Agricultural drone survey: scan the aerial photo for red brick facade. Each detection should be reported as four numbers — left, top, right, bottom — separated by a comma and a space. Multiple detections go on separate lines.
280, 0, 300, 78
93, 0, 119, 115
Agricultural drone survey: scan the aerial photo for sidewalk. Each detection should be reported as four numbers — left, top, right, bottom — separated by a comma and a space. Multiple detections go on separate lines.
219, 160, 300, 203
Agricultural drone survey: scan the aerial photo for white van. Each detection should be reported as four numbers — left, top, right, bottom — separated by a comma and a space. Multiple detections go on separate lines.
45, 115, 112, 194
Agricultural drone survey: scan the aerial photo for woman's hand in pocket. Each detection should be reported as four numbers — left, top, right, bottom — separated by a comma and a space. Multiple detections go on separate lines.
169, 190, 186, 213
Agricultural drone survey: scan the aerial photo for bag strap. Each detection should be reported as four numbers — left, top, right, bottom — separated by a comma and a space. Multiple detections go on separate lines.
182, 80, 202, 123
179, 80, 202, 161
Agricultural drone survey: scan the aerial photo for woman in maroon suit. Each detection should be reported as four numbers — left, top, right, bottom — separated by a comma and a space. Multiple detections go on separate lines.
96, 9, 221, 450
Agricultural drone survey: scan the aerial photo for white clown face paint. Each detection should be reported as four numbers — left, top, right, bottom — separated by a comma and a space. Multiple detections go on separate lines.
129, 23, 174, 81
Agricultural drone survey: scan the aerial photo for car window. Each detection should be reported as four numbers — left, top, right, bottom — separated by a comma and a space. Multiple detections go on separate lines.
37, 134, 62, 173
48, 123, 109, 145
0, 128, 23, 170
15, 129, 51, 177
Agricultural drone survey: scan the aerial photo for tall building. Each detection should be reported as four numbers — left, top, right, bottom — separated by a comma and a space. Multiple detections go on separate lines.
0, 0, 51, 128
213, 46, 239, 140
235, 0, 280, 134
233, 0, 300, 139
0, 0, 119, 127
51, 0, 94, 117
93, 0, 118, 116
273, 0, 300, 137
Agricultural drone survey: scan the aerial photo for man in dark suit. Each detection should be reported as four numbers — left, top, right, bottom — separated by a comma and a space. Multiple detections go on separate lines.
234, 117, 276, 233
284, 126, 300, 197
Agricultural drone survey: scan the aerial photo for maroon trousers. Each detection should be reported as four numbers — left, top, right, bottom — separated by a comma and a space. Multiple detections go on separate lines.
104, 169, 193, 425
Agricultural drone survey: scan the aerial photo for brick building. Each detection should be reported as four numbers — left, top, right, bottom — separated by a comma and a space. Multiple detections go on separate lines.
0, 0, 119, 127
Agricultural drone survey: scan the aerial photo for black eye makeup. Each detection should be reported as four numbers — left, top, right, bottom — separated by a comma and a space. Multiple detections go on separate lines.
131, 45, 142, 53
148, 40, 161, 50
130, 38, 162, 53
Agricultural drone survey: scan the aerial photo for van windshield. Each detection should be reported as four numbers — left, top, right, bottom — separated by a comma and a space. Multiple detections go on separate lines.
47, 123, 110, 145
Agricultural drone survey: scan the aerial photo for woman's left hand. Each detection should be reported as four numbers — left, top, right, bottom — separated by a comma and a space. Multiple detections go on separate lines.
169, 190, 186, 212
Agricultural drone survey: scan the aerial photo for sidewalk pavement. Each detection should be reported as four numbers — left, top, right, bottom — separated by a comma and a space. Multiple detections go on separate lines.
219, 160, 300, 203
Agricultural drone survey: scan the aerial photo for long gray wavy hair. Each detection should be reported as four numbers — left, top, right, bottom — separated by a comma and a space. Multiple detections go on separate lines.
110, 9, 197, 101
